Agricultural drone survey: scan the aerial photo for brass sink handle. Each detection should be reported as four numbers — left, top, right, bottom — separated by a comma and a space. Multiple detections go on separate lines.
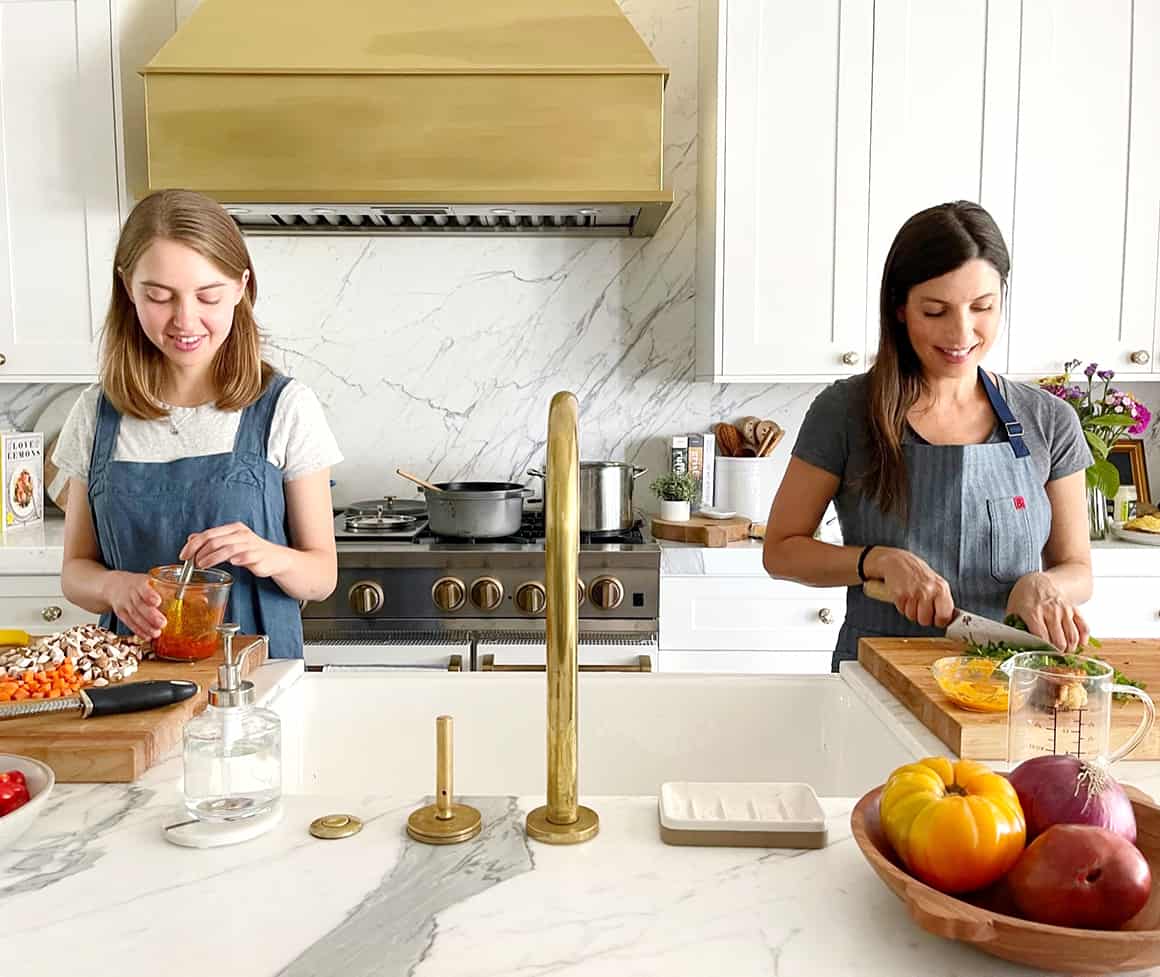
406, 715, 482, 845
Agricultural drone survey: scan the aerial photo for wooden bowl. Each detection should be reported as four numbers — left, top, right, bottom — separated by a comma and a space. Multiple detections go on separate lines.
851, 786, 1160, 974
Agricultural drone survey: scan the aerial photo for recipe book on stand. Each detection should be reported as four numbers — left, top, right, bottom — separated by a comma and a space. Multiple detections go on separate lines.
670, 432, 715, 512
1, 432, 43, 531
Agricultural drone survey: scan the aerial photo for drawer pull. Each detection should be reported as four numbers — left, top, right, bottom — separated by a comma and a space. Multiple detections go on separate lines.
1130, 349, 1151, 365
479, 653, 651, 673
817, 607, 834, 625
41, 605, 63, 622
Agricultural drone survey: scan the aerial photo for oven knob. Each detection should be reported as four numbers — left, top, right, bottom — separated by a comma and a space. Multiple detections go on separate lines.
349, 581, 384, 616
589, 576, 624, 611
577, 579, 586, 606
432, 577, 466, 612
515, 582, 547, 615
470, 577, 504, 611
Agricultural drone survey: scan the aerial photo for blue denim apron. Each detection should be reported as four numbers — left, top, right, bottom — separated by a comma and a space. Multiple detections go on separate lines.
87, 374, 304, 659
832, 368, 1051, 671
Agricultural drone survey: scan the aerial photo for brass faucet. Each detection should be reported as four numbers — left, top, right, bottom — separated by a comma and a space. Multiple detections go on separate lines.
525, 391, 599, 844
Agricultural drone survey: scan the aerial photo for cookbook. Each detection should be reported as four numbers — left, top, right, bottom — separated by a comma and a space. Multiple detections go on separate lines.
2, 432, 43, 530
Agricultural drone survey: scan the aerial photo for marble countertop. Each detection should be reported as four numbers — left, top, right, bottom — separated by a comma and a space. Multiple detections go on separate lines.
5, 662, 1160, 976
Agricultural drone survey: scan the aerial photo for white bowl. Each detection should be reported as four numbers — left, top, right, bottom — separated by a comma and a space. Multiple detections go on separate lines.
0, 753, 54, 850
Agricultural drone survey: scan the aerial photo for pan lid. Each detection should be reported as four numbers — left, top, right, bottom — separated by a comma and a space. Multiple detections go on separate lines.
346, 496, 426, 517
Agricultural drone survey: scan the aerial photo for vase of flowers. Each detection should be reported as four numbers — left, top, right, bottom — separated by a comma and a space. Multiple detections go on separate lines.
1037, 360, 1153, 539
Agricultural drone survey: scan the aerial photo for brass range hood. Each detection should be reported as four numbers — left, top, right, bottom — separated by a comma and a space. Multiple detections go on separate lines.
141, 0, 672, 237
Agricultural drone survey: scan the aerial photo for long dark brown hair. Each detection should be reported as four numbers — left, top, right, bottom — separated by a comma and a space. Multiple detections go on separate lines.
865, 201, 1010, 517
102, 189, 272, 419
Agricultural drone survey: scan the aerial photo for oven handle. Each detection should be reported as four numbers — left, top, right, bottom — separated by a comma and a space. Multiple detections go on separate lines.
479, 653, 651, 673
314, 654, 464, 673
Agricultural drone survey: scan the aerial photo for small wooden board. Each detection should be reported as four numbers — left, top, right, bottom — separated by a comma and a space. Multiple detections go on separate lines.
859, 637, 1160, 761
0, 637, 266, 783
650, 515, 752, 547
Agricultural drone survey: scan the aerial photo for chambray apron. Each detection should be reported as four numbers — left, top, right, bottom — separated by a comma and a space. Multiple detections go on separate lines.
87, 374, 304, 659
832, 369, 1051, 671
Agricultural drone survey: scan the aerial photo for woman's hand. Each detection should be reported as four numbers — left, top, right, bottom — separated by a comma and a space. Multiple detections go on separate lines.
1006, 571, 1090, 652
180, 523, 291, 579
101, 570, 167, 639
865, 547, 955, 628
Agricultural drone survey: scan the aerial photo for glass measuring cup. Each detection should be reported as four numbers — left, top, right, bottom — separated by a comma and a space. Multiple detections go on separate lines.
1006, 651, 1156, 765
149, 566, 232, 661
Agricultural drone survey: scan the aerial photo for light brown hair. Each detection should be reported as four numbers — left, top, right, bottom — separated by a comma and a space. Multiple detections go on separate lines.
865, 201, 1010, 517
101, 189, 272, 419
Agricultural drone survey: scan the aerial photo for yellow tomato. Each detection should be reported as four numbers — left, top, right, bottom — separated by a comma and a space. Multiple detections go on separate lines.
879, 757, 1026, 894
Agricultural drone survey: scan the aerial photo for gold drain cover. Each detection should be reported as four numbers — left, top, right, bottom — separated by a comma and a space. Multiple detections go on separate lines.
309, 814, 364, 840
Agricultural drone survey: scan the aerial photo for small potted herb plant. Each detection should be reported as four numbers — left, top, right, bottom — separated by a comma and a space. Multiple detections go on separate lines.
650, 471, 697, 522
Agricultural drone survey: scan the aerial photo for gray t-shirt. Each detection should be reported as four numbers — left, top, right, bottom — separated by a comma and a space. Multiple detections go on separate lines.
53, 379, 343, 485
792, 372, 1091, 496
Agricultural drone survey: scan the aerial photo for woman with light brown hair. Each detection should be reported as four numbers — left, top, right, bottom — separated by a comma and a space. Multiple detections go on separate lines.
53, 190, 341, 657
763, 201, 1093, 671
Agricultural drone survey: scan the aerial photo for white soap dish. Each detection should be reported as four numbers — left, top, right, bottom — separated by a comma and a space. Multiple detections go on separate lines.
698, 507, 737, 520
658, 781, 827, 849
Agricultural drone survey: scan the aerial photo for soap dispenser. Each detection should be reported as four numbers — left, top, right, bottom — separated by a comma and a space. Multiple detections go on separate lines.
182, 625, 281, 823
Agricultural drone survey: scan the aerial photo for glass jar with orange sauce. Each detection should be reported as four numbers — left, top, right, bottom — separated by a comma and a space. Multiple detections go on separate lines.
149, 566, 233, 662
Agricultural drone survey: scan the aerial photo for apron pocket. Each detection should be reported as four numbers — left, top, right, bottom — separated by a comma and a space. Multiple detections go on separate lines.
986, 495, 1035, 584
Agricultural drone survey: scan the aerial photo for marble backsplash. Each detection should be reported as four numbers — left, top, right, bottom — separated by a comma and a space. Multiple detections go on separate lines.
1, 0, 1158, 511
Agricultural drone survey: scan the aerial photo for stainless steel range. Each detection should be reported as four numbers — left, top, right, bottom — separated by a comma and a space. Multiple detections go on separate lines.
302, 498, 660, 672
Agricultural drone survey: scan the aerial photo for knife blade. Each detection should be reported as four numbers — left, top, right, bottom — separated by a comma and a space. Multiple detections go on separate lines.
863, 579, 1060, 652
0, 679, 199, 721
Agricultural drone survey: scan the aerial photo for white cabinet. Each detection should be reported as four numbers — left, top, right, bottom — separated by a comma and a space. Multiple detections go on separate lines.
698, 0, 1160, 383
696, 0, 873, 382
0, 0, 122, 382
0, 575, 98, 633
1006, 1, 1160, 378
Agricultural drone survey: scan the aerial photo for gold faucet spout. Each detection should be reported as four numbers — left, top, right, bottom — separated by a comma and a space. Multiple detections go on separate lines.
525, 391, 599, 845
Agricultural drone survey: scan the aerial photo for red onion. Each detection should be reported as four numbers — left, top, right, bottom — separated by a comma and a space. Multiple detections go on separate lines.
1009, 755, 1136, 843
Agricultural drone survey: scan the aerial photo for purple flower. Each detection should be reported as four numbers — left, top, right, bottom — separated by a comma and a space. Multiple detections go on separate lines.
1084, 363, 1098, 378
1130, 403, 1152, 435
1098, 369, 1115, 381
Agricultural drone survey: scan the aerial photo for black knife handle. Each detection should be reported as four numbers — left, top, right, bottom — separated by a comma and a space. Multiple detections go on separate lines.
84, 680, 199, 718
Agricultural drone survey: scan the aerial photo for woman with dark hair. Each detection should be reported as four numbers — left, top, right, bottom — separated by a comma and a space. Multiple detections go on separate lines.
763, 201, 1092, 671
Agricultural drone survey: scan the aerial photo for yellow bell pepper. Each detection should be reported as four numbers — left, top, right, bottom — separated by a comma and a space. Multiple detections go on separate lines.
879, 757, 1026, 894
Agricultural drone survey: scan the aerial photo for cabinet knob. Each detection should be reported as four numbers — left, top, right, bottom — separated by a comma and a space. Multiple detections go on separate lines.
1130, 350, 1152, 365
841, 351, 860, 366
41, 605, 63, 622
817, 607, 834, 625
0, 353, 6, 366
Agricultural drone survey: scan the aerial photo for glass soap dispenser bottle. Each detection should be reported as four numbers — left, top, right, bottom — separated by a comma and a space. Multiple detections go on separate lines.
182, 624, 281, 822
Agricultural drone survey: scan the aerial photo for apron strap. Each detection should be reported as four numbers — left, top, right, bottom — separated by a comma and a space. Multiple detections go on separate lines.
233, 373, 292, 458
89, 392, 122, 483
978, 368, 1030, 459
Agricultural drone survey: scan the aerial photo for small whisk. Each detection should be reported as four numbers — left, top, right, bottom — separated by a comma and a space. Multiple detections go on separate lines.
170, 558, 195, 630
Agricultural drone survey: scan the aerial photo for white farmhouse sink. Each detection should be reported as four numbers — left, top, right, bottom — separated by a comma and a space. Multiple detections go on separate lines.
273, 673, 917, 798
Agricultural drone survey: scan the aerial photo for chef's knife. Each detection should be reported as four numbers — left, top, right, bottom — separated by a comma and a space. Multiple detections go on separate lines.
0, 679, 199, 721
863, 579, 1060, 652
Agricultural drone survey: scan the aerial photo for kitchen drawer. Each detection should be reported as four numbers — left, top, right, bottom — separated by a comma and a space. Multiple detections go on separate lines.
658, 649, 833, 674
1083, 579, 1160, 639
660, 577, 845, 651
0, 595, 97, 633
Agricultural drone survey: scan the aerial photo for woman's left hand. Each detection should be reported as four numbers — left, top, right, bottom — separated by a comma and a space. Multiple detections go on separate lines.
1006, 571, 1090, 652
180, 523, 291, 579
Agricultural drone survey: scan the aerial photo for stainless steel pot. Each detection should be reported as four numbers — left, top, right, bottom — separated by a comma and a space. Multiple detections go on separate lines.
527, 462, 648, 533
422, 481, 532, 539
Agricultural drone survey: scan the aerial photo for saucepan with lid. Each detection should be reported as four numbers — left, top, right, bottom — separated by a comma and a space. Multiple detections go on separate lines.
397, 470, 532, 539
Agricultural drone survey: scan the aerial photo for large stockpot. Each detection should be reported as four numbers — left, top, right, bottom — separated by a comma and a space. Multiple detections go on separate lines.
527, 461, 647, 533
421, 481, 533, 539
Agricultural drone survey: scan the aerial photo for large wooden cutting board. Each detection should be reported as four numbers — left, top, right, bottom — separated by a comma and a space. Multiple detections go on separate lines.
650, 515, 752, 547
859, 637, 1160, 761
0, 637, 266, 783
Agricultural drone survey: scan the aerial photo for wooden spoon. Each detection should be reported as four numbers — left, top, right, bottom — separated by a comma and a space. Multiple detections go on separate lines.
757, 424, 785, 458
396, 468, 444, 493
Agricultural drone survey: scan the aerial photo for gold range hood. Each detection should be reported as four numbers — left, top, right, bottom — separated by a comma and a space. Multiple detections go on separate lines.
141, 0, 671, 237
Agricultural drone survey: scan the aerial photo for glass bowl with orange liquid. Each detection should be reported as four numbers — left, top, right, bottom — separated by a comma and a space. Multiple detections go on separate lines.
931, 655, 1009, 713
149, 566, 232, 662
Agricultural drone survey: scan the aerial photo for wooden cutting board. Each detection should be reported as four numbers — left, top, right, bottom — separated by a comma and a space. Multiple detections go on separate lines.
650, 515, 752, 547
0, 637, 266, 783
859, 637, 1160, 761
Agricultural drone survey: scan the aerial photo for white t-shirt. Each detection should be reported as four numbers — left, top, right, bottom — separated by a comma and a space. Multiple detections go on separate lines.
52, 379, 343, 485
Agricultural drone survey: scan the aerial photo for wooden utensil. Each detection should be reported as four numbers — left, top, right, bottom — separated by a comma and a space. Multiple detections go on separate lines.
396, 469, 444, 493
851, 786, 1160, 974
754, 420, 776, 447
713, 423, 742, 458
757, 424, 784, 458
738, 415, 761, 446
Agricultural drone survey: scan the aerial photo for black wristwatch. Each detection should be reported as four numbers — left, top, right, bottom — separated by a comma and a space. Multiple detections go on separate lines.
857, 544, 878, 583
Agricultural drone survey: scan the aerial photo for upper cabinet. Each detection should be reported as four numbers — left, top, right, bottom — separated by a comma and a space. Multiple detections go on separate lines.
698, 0, 1160, 383
0, 0, 122, 382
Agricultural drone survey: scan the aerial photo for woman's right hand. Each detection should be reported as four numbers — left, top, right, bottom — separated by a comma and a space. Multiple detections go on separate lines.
864, 547, 955, 628
101, 571, 167, 639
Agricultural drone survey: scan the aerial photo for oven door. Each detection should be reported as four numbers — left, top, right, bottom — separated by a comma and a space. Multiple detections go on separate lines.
475, 630, 656, 673
303, 630, 471, 671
